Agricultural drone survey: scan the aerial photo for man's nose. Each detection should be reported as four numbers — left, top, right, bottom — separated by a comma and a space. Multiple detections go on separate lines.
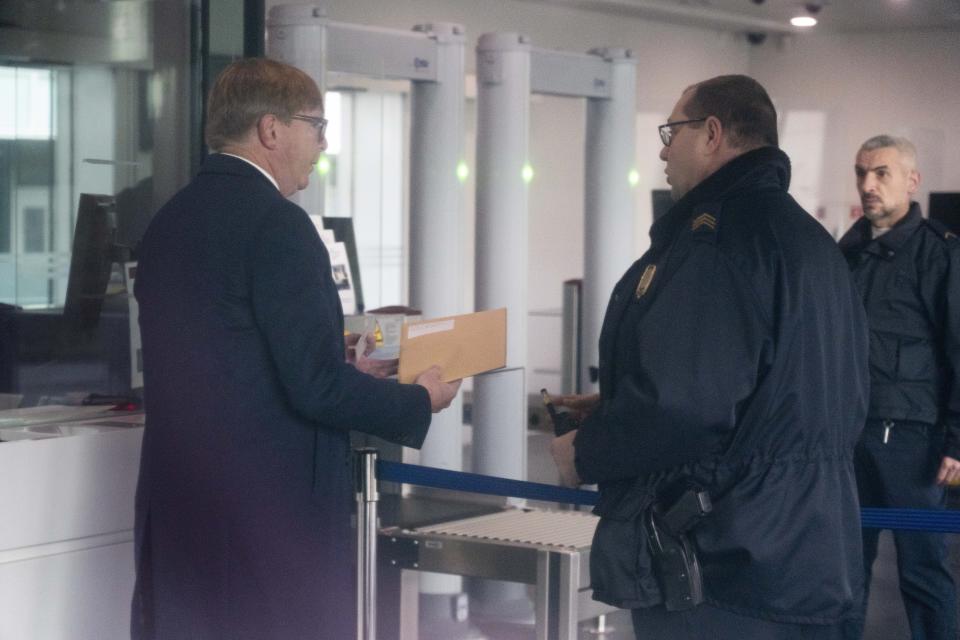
860, 173, 876, 192
659, 145, 668, 162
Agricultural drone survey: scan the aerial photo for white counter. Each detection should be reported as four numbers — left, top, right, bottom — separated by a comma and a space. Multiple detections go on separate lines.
0, 408, 144, 640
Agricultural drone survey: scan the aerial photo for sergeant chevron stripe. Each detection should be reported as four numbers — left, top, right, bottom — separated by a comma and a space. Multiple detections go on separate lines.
692, 213, 717, 231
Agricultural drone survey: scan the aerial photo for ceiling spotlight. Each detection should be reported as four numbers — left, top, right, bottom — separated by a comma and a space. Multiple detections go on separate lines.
792, 0, 822, 26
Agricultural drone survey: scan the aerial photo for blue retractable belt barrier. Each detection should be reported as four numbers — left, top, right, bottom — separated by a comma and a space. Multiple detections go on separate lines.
377, 460, 598, 507
860, 507, 960, 533
377, 461, 960, 533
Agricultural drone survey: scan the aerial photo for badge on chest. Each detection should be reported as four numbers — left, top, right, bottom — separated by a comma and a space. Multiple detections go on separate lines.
635, 264, 657, 299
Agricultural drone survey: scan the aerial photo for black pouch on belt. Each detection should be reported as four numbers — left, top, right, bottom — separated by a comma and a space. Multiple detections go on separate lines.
644, 488, 712, 611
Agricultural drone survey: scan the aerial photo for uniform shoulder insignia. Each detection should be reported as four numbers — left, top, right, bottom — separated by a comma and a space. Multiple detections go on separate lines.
692, 212, 717, 232
923, 217, 957, 241
690, 202, 720, 243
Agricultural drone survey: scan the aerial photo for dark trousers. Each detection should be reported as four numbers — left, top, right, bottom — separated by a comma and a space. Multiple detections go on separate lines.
631, 604, 845, 639
848, 420, 958, 640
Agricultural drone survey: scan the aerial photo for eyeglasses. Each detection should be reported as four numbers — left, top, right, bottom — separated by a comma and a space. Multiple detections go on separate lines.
291, 114, 328, 139
658, 118, 707, 147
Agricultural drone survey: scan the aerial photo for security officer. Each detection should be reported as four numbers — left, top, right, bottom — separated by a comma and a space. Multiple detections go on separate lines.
550, 75, 869, 639
838, 135, 960, 640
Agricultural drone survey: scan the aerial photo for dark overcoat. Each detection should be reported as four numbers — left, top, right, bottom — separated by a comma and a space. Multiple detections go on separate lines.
838, 203, 960, 455
131, 154, 431, 639
575, 147, 870, 624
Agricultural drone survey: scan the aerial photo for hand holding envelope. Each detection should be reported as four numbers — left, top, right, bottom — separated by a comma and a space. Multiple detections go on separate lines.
346, 329, 461, 411
345, 332, 398, 379
414, 366, 462, 413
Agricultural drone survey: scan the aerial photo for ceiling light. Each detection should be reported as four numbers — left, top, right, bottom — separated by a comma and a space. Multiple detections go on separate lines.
791, 16, 818, 27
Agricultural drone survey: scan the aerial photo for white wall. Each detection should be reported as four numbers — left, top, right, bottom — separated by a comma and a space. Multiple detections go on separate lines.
750, 30, 960, 237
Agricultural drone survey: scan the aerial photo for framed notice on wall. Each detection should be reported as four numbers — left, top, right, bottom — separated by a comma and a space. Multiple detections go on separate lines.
323, 217, 364, 313
309, 216, 358, 315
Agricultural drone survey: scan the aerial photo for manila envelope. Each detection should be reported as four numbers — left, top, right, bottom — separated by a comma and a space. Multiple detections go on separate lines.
398, 308, 507, 384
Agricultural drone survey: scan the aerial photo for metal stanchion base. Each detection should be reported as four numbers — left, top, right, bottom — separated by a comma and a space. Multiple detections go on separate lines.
583, 614, 616, 635
418, 593, 488, 640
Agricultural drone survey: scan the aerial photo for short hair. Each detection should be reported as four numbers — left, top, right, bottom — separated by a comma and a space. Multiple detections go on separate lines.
204, 58, 322, 151
683, 75, 779, 149
859, 135, 917, 170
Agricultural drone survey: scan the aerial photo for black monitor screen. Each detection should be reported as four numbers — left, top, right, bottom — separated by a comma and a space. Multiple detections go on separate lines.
63, 194, 118, 334
652, 189, 673, 223
929, 192, 960, 235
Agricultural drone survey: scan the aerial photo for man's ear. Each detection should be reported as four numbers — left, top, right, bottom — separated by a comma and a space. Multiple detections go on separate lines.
907, 168, 921, 196
703, 115, 724, 154
257, 114, 280, 150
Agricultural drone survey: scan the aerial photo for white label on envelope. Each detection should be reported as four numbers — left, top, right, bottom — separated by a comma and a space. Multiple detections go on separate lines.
407, 319, 455, 339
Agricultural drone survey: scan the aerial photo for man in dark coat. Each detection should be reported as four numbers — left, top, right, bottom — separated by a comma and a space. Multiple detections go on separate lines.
839, 135, 960, 640
550, 75, 869, 639
130, 58, 460, 639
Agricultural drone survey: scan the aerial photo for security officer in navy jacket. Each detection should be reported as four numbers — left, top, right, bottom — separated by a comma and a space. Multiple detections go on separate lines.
131, 59, 460, 639
838, 135, 960, 640
551, 75, 869, 639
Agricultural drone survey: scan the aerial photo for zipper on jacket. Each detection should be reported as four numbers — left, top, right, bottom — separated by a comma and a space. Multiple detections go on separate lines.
883, 419, 894, 444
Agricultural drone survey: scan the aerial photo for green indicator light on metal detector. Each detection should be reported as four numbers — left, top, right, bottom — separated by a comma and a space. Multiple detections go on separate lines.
316, 155, 331, 177
522, 163, 534, 184
457, 161, 469, 183
628, 168, 640, 187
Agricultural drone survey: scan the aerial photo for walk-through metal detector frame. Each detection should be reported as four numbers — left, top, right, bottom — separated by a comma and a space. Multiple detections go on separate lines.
266, 2, 467, 497
472, 33, 637, 490
268, 4, 471, 624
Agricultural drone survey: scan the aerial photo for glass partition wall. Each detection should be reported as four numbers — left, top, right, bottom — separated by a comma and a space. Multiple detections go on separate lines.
0, 1, 199, 405
0, 1, 409, 405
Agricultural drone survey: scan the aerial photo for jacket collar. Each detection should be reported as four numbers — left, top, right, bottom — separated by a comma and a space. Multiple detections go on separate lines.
198, 153, 278, 190
651, 146, 791, 245
839, 202, 923, 257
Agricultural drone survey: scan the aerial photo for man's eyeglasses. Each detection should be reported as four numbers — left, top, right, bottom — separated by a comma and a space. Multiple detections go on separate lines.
658, 118, 707, 147
291, 114, 328, 139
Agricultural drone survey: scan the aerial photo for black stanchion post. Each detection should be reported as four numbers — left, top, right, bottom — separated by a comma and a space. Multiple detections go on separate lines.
355, 448, 379, 640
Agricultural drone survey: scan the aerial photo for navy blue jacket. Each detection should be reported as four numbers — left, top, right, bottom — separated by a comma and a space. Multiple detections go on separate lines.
838, 203, 960, 458
131, 154, 431, 639
575, 147, 869, 623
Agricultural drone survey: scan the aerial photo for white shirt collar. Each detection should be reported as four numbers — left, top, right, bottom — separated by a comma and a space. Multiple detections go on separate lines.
219, 153, 279, 191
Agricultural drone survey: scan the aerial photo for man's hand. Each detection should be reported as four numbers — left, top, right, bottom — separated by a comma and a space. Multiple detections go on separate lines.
414, 366, 462, 413
552, 393, 601, 422
936, 455, 960, 486
345, 332, 398, 379
550, 430, 581, 488
344, 332, 364, 362
355, 354, 399, 378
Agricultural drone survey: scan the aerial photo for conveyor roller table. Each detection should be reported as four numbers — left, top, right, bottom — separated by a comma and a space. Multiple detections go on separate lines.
379, 507, 618, 640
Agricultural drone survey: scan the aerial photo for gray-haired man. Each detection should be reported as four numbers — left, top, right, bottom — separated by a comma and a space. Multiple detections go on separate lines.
839, 134, 960, 640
